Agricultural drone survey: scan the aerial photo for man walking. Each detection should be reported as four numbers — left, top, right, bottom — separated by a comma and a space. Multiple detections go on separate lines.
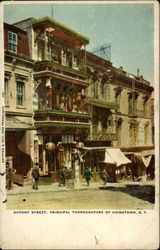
32, 162, 40, 190
101, 168, 109, 185
83, 167, 93, 187
6, 162, 13, 190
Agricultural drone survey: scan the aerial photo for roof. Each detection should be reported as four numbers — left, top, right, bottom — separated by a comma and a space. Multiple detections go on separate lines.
32, 17, 89, 45
4, 22, 27, 35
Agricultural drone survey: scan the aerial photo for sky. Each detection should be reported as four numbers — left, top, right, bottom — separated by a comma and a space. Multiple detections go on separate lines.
3, 2, 154, 85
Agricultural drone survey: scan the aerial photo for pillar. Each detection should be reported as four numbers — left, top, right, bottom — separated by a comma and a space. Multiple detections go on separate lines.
42, 147, 46, 175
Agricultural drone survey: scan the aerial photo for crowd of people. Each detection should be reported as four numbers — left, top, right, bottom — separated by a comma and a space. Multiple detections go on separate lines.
9, 159, 155, 191
5, 161, 110, 191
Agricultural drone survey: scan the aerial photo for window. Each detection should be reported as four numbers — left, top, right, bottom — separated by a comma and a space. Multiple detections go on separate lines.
105, 84, 110, 100
8, 31, 17, 53
4, 78, 9, 105
17, 82, 25, 106
143, 99, 148, 117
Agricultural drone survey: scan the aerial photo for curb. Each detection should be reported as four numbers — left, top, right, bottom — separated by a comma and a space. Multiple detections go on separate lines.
7, 181, 155, 196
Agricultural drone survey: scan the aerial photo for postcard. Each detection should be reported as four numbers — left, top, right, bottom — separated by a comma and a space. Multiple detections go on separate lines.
0, 1, 159, 249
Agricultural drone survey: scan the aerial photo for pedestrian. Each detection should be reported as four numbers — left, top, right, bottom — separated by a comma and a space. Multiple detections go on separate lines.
101, 168, 109, 185
58, 166, 66, 186
6, 162, 13, 190
83, 167, 93, 187
32, 162, 40, 190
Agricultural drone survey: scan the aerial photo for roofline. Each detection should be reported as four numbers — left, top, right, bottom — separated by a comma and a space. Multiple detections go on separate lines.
32, 17, 89, 45
12, 17, 36, 25
4, 22, 27, 35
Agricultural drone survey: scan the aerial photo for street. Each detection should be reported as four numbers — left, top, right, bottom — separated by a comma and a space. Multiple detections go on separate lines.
6, 184, 154, 210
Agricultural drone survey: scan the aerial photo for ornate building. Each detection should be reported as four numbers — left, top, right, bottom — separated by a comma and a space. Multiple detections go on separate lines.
14, 17, 90, 181
10, 16, 154, 182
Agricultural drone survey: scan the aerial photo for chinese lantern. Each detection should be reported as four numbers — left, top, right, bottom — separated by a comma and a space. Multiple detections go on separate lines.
46, 78, 52, 97
77, 93, 81, 101
46, 142, 55, 152
57, 142, 64, 151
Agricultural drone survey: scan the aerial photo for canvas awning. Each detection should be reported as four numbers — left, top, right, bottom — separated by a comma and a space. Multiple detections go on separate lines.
102, 150, 115, 164
85, 146, 131, 167
106, 148, 131, 167
5, 116, 33, 131
141, 155, 152, 168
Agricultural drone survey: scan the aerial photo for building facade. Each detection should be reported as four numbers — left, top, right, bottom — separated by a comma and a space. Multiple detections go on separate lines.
84, 51, 154, 180
4, 23, 34, 178
8, 16, 154, 182
14, 17, 90, 181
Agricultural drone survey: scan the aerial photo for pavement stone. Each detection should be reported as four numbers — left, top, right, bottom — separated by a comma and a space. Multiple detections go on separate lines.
7, 179, 155, 195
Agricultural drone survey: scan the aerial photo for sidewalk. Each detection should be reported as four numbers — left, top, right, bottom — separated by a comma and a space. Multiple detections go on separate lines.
7, 179, 155, 195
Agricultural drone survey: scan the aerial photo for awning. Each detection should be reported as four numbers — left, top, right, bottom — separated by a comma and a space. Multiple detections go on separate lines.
102, 150, 115, 164
106, 148, 131, 167
83, 146, 106, 151
142, 155, 152, 168
5, 116, 33, 131
83, 147, 131, 167
134, 150, 154, 157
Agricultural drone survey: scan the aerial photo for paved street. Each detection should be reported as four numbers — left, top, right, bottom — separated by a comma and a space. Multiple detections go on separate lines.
6, 181, 155, 210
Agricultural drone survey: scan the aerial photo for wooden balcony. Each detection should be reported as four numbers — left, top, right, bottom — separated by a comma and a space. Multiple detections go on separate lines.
33, 60, 89, 87
34, 109, 91, 130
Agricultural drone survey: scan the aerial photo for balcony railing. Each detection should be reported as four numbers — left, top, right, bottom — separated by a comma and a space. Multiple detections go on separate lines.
88, 132, 117, 141
34, 108, 91, 130
34, 108, 91, 119
128, 109, 144, 117
34, 60, 88, 80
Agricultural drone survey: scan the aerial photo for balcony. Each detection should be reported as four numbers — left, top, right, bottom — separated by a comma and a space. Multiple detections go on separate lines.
128, 109, 144, 117
88, 132, 117, 141
34, 109, 91, 130
34, 60, 88, 87
87, 97, 119, 109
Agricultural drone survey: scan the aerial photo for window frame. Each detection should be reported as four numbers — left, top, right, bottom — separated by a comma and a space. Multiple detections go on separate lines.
16, 81, 25, 107
8, 31, 17, 53
4, 77, 9, 106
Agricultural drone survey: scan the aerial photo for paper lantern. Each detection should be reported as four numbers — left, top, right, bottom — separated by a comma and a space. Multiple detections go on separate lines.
57, 142, 64, 151
77, 93, 81, 101
46, 87, 52, 97
46, 142, 55, 152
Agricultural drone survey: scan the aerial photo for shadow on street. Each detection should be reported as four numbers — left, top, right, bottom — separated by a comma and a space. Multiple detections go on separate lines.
99, 184, 155, 204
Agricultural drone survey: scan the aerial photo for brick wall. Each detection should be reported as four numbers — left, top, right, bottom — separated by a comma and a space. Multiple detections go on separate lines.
4, 23, 30, 59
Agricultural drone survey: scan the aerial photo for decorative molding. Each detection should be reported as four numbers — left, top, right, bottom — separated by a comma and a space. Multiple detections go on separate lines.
5, 71, 12, 80
15, 73, 29, 82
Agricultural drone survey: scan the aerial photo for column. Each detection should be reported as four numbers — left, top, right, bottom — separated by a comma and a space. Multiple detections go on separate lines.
74, 149, 80, 183
42, 147, 46, 175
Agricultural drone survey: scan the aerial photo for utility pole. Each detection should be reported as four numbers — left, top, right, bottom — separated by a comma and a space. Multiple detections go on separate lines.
51, 6, 54, 19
